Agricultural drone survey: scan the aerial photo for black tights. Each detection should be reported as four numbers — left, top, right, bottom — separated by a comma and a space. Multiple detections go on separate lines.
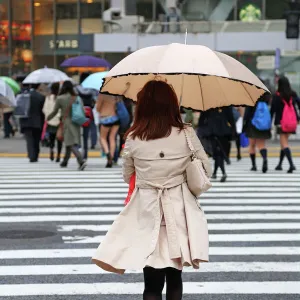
143, 267, 182, 300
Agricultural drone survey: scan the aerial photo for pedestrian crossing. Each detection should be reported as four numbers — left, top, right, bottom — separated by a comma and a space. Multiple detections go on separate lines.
0, 157, 300, 300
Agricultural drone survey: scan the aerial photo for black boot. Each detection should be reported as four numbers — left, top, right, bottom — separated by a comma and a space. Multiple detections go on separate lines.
250, 154, 257, 171
105, 153, 113, 168
260, 149, 268, 174
219, 157, 227, 182
50, 149, 54, 161
283, 148, 296, 173
275, 150, 285, 171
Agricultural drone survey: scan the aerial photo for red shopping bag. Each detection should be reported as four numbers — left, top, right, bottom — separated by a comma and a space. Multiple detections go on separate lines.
124, 173, 136, 206
41, 121, 48, 141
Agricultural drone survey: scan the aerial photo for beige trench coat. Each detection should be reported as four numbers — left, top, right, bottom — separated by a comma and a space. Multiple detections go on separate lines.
92, 126, 212, 274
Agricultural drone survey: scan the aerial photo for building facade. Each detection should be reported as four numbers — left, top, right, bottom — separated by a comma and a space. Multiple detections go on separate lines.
0, 0, 298, 85
0, 0, 110, 76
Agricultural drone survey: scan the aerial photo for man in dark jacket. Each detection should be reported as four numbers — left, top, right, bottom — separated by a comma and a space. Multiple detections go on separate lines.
20, 84, 45, 162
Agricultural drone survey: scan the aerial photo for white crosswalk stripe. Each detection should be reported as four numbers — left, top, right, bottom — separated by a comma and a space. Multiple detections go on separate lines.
0, 157, 300, 299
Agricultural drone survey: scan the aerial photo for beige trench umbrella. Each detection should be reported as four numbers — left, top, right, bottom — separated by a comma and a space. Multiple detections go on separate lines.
101, 43, 269, 111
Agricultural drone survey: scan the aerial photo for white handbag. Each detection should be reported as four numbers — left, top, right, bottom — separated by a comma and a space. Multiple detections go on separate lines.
184, 129, 212, 197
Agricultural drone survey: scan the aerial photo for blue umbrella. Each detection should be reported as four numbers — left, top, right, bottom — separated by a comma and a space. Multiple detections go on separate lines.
81, 71, 109, 91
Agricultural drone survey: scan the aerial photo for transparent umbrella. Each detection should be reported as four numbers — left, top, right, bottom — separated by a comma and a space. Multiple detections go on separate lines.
0, 79, 16, 108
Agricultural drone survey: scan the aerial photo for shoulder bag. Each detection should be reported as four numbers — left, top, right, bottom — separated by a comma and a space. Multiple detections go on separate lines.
184, 129, 212, 197
56, 96, 75, 142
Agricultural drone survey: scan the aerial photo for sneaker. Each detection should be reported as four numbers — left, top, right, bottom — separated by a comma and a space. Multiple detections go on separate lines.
220, 174, 227, 182
78, 161, 87, 171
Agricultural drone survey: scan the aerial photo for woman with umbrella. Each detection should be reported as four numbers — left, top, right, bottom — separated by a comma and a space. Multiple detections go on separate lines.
91, 43, 269, 298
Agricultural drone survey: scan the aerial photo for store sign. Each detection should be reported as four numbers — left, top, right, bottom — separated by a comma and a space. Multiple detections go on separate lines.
49, 39, 79, 49
256, 55, 275, 70
35, 35, 94, 55
240, 4, 261, 22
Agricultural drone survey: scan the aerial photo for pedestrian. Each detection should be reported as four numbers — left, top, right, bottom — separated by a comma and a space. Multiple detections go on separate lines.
47, 81, 86, 170
198, 107, 235, 182
233, 106, 245, 161
2, 106, 15, 138
243, 92, 272, 173
77, 88, 95, 160
92, 80, 211, 300
96, 94, 120, 168
19, 84, 45, 163
42, 82, 62, 162
271, 76, 299, 173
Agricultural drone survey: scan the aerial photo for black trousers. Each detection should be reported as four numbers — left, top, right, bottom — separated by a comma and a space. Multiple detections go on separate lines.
3, 112, 13, 138
211, 136, 230, 175
23, 128, 42, 161
143, 267, 182, 300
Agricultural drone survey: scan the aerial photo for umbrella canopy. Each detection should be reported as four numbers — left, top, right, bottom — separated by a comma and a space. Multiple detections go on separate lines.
61, 56, 111, 69
76, 85, 98, 98
0, 77, 20, 94
23, 68, 70, 84
81, 71, 109, 90
101, 43, 269, 111
0, 79, 16, 108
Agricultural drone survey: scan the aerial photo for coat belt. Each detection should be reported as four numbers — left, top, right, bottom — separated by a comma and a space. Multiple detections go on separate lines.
136, 174, 186, 259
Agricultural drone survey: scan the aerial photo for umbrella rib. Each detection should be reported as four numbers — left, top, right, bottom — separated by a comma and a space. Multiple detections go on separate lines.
197, 75, 205, 111
241, 82, 256, 106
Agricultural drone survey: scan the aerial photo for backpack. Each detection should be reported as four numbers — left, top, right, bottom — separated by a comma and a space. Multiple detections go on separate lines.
82, 106, 93, 127
14, 92, 31, 118
72, 96, 88, 126
116, 99, 130, 130
251, 102, 271, 131
281, 98, 298, 133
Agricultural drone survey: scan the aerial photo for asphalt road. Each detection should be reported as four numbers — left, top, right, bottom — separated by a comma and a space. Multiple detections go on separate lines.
0, 157, 300, 300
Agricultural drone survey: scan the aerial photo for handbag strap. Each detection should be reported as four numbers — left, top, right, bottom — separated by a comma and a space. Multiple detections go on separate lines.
62, 95, 76, 122
183, 128, 196, 159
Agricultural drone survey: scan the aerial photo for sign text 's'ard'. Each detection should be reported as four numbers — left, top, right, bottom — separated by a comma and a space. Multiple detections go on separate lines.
49, 40, 79, 49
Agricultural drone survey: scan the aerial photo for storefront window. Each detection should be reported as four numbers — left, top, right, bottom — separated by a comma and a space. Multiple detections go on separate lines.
0, 0, 9, 75
34, 0, 54, 35
11, 0, 32, 74
265, 0, 289, 20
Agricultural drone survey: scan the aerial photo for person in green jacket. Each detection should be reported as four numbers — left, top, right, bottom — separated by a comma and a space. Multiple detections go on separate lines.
48, 81, 86, 170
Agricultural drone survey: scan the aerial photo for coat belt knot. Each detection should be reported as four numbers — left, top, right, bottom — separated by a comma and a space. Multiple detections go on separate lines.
136, 174, 186, 259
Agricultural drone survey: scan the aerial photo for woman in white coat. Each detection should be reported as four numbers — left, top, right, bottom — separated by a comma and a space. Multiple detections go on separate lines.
43, 82, 62, 162
92, 80, 211, 299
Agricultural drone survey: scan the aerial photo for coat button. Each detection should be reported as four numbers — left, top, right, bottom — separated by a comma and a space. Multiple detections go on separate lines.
159, 152, 164, 158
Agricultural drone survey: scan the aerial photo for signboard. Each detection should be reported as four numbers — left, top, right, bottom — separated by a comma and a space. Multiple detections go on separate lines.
34, 34, 94, 55
49, 39, 79, 50
256, 55, 275, 70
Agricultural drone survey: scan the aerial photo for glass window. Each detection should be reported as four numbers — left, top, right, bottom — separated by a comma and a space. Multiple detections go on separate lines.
11, 0, 32, 74
34, 0, 54, 35
0, 0, 9, 75
265, 0, 289, 20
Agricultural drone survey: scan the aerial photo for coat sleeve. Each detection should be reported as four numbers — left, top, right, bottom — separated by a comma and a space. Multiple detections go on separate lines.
187, 126, 212, 178
122, 138, 135, 184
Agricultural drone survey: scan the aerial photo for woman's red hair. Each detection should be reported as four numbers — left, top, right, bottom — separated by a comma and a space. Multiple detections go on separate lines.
126, 80, 184, 141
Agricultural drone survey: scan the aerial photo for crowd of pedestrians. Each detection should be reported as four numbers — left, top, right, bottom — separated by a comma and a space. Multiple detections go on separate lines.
1, 76, 299, 177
